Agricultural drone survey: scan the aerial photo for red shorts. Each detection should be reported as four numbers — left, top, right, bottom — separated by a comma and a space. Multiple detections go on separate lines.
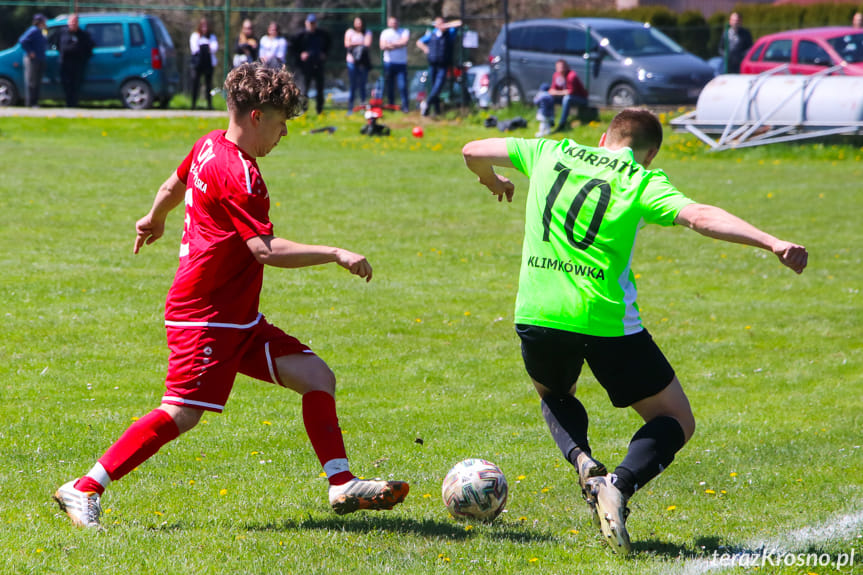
162, 316, 313, 413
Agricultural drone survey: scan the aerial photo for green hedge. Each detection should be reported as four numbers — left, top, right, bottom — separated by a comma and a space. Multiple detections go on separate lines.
562, 2, 863, 59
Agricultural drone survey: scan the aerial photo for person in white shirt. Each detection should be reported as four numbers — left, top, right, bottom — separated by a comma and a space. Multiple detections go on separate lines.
379, 16, 410, 112
259, 21, 288, 68
344, 16, 372, 112
189, 18, 219, 109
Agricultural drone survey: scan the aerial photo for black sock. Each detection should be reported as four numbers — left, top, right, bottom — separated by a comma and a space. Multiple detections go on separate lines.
541, 394, 591, 468
612, 416, 686, 499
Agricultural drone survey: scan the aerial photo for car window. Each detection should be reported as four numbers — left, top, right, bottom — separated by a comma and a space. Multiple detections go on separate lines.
150, 17, 175, 49
87, 23, 124, 48
529, 26, 565, 52
507, 27, 531, 51
563, 28, 594, 55
763, 39, 792, 62
750, 42, 765, 61
826, 32, 863, 64
797, 40, 831, 66
129, 23, 145, 47
600, 25, 683, 57
46, 26, 65, 50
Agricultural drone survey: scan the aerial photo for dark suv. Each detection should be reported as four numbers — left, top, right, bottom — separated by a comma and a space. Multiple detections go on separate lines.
0, 12, 179, 109
489, 18, 715, 107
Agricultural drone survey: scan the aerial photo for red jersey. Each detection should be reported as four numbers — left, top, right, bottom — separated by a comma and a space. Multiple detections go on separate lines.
551, 69, 588, 99
167, 130, 273, 328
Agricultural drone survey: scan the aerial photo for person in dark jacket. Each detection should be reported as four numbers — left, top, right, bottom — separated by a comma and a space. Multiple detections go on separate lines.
18, 13, 48, 107
293, 14, 330, 114
59, 14, 94, 107
416, 17, 462, 116
718, 12, 753, 74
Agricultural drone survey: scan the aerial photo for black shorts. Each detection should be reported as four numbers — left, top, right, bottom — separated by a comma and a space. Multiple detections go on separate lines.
516, 324, 675, 408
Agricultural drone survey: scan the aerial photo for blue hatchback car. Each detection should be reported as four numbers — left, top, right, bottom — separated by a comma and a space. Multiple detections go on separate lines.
0, 13, 179, 109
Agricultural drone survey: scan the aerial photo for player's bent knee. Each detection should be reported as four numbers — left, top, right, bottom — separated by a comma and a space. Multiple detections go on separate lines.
159, 404, 204, 434
275, 354, 336, 395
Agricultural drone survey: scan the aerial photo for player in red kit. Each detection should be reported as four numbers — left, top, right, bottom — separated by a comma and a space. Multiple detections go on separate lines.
53, 63, 409, 528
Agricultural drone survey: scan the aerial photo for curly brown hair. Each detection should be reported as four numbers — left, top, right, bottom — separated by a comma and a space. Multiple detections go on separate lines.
224, 63, 307, 118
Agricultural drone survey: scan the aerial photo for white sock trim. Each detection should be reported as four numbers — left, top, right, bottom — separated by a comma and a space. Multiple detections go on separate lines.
86, 462, 111, 488
322, 458, 350, 478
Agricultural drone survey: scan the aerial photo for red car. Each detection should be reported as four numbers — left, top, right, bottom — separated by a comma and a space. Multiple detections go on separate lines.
740, 27, 863, 75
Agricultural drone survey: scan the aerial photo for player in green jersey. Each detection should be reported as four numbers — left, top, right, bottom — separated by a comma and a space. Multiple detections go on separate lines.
462, 109, 807, 554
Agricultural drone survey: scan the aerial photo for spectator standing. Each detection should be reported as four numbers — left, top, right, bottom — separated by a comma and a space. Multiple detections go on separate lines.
18, 13, 48, 108
259, 21, 287, 69
59, 14, 94, 107
379, 16, 410, 112
234, 19, 258, 68
344, 17, 372, 113
294, 14, 330, 114
189, 17, 218, 109
548, 59, 588, 132
853, 12, 862, 29
718, 12, 753, 74
416, 17, 462, 116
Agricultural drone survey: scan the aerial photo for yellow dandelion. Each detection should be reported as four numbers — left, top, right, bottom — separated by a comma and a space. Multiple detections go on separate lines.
519, 516, 528, 521
705, 489, 716, 494
569, 529, 579, 534
464, 525, 473, 531
464, 311, 471, 316
262, 420, 271, 425
517, 475, 526, 481
219, 488, 228, 496
529, 557, 538, 563
667, 505, 677, 511
188, 480, 195, 485
319, 472, 327, 478
251, 451, 259, 455
154, 510, 163, 516
541, 487, 550, 493
730, 472, 738, 477
423, 493, 432, 499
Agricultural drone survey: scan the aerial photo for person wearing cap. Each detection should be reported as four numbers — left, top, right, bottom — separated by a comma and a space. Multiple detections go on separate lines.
18, 14, 48, 107
293, 14, 331, 114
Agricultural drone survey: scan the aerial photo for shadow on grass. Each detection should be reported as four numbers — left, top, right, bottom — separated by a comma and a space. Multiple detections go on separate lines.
238, 515, 557, 543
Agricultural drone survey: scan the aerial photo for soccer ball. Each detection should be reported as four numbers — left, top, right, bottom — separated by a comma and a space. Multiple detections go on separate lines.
441, 458, 508, 521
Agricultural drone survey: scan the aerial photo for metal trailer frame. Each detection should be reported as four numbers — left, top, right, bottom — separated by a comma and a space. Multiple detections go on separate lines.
670, 65, 863, 151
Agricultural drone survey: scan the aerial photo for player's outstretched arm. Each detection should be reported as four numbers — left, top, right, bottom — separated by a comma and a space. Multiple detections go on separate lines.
246, 235, 373, 282
675, 203, 808, 274
134, 172, 186, 254
462, 138, 516, 203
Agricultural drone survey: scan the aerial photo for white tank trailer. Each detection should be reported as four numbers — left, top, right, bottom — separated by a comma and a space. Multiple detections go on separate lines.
671, 65, 863, 150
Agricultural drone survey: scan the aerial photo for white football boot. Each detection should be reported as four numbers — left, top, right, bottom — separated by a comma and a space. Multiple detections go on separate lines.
587, 474, 631, 555
576, 452, 607, 528
328, 478, 409, 515
53, 480, 102, 528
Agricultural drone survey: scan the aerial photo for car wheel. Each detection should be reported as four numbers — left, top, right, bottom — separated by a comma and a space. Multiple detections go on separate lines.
121, 79, 154, 110
493, 78, 523, 107
607, 83, 638, 107
0, 78, 19, 107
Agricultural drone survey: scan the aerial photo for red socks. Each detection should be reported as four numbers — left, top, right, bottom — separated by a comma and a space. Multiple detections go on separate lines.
75, 393, 353, 494
302, 390, 354, 486
75, 408, 180, 494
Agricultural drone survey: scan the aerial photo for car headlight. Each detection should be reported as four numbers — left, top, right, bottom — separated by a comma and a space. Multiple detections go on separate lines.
637, 68, 668, 82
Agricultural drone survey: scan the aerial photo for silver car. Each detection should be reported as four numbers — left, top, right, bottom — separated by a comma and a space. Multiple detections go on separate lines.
488, 17, 715, 107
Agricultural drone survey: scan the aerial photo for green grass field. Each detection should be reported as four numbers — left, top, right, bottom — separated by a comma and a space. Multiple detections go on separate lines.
0, 109, 861, 575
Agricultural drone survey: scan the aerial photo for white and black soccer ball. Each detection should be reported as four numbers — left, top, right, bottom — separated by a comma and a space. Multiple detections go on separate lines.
441, 458, 508, 521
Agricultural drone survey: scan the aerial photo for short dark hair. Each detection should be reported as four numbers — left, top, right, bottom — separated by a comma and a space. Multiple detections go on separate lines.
606, 108, 663, 152
224, 63, 307, 118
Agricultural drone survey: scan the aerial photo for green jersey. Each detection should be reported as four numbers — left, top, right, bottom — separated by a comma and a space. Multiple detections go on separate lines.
507, 137, 694, 337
